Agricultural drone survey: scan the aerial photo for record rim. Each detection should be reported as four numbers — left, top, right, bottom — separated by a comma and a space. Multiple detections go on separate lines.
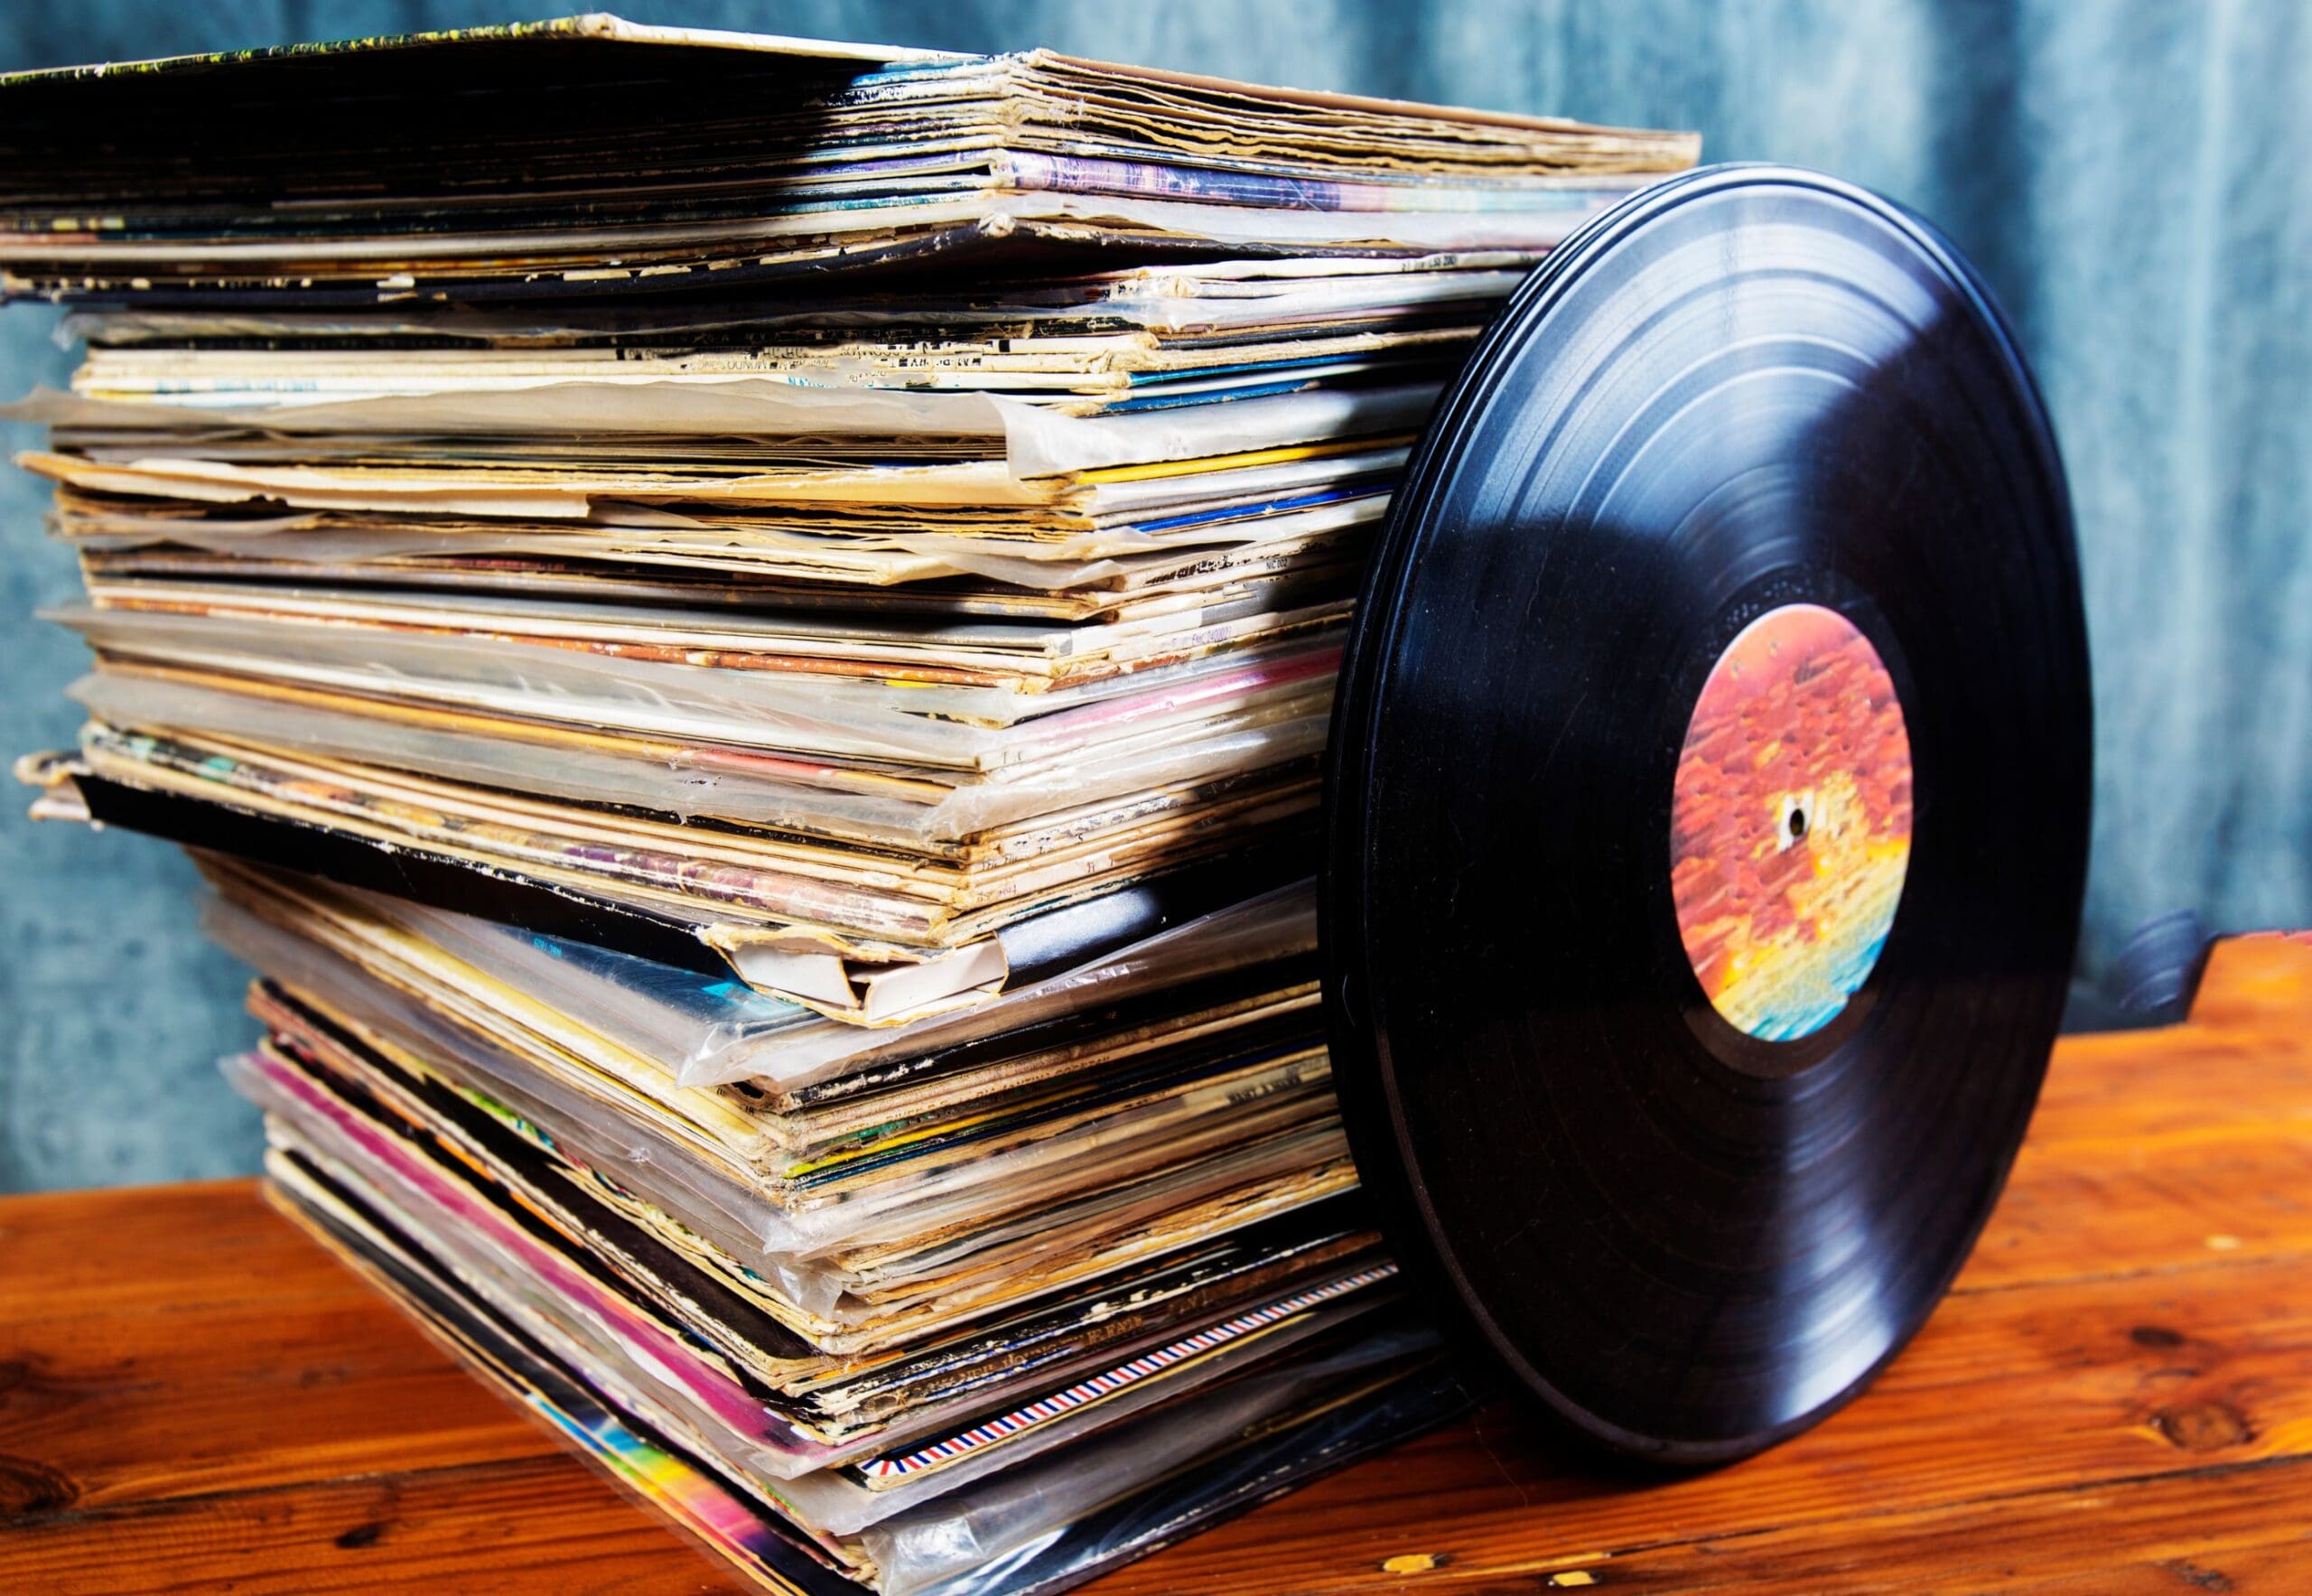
1320, 162, 2089, 1464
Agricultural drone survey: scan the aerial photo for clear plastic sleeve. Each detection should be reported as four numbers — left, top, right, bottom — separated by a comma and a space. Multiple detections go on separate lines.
239, 1057, 1389, 1536
7, 375, 1443, 481
373, 875, 1316, 1096
55, 601, 1344, 752
57, 494, 1381, 587
870, 1316, 1440, 1596
204, 894, 794, 1263
69, 663, 1332, 843
205, 887, 1345, 1303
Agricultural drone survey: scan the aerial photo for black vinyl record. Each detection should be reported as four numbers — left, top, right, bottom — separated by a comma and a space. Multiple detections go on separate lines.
1323, 164, 2092, 1464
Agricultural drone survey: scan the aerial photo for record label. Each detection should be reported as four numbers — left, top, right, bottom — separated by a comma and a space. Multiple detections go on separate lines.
1670, 603, 1914, 1042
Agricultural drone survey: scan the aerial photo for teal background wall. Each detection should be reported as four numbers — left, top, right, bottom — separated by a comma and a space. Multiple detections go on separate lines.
2, 1, 2307, 1190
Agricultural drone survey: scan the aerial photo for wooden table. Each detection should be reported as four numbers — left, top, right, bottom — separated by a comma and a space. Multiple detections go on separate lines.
5, 935, 2310, 1594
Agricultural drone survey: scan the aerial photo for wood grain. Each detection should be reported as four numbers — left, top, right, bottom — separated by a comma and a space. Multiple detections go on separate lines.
2, 934, 2308, 1593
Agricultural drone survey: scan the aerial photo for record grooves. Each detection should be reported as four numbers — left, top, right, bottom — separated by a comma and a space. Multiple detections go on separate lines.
1323, 164, 2092, 1463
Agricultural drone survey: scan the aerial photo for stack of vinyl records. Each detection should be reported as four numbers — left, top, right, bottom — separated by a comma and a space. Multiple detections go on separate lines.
5, 19, 1695, 1593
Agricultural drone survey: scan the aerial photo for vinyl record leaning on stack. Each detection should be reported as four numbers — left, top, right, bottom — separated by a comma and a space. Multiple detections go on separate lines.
1324, 163, 2092, 1463
2, 18, 1716, 1594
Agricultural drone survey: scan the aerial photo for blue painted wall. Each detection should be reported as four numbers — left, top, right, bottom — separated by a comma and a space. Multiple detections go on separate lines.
3, 1, 2306, 1190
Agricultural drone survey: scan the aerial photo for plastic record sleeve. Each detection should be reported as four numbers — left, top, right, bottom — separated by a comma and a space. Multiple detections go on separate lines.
1321, 163, 2093, 1464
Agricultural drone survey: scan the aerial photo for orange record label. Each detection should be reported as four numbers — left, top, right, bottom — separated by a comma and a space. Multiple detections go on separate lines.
1670, 603, 1913, 1041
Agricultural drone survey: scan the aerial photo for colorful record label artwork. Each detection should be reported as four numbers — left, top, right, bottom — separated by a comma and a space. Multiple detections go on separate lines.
1670, 604, 1914, 1041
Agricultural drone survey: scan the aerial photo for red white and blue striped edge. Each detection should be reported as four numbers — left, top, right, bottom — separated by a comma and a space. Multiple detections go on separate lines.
855, 1260, 1402, 1482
